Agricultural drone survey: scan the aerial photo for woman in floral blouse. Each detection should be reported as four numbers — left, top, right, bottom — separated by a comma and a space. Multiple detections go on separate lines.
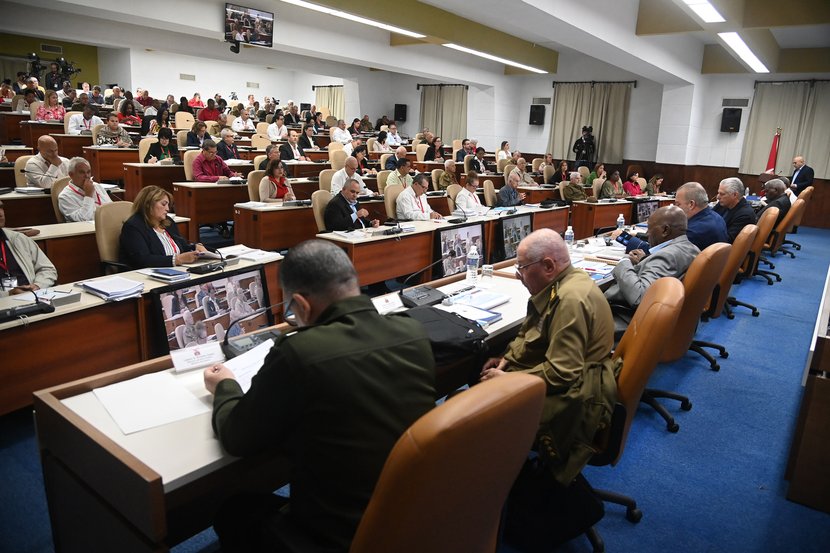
36, 90, 66, 122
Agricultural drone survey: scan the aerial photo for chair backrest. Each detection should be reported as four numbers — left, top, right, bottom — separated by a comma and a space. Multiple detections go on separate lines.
659, 243, 731, 363
328, 141, 344, 152
246, 170, 265, 201
311, 189, 332, 232
379, 153, 392, 171
790, 190, 810, 227
447, 183, 462, 211
265, 114, 274, 124
797, 185, 814, 202
743, 207, 778, 276
542, 165, 555, 184
328, 126, 337, 139
330, 149, 347, 170
325, 115, 337, 128
51, 176, 71, 223
497, 158, 510, 172
349, 373, 545, 553
138, 137, 157, 163
377, 170, 391, 194
451, 139, 463, 153
104, 88, 113, 99
91, 123, 105, 145
252, 154, 266, 170
175, 325, 187, 349
366, 137, 377, 152
624, 164, 644, 180
531, 158, 543, 172
213, 322, 226, 341
318, 168, 336, 192
578, 165, 590, 182
602, 278, 685, 463
463, 154, 475, 174
707, 224, 757, 319
483, 180, 497, 207
176, 130, 188, 148
29, 100, 41, 120
94, 201, 134, 266
14, 155, 32, 187
592, 177, 605, 198
64, 110, 80, 134
112, 98, 122, 113
411, 137, 422, 148
175, 111, 194, 130
430, 168, 443, 191
767, 199, 805, 254
225, 114, 236, 129
251, 134, 271, 149
384, 184, 403, 219
558, 181, 568, 201
502, 163, 516, 183
183, 149, 200, 181
415, 143, 429, 162
204, 121, 220, 137
255, 122, 269, 135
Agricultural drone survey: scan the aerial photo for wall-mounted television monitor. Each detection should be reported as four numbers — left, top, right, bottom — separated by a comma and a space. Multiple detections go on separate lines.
149, 265, 272, 356
491, 213, 532, 263
631, 198, 660, 224
225, 3, 274, 48
434, 222, 485, 279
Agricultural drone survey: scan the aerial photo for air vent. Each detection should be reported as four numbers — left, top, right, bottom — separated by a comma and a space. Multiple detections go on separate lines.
40, 44, 63, 55
246, 82, 259, 89
180, 73, 196, 81
532, 97, 551, 105
722, 98, 749, 107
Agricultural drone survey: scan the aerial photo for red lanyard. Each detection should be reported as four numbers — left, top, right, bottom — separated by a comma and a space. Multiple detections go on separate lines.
69, 183, 101, 205
83, 118, 92, 129
159, 229, 180, 254
417, 195, 424, 213
0, 242, 8, 273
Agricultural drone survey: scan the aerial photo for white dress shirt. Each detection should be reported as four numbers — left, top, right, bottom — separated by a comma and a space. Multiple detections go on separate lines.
24, 154, 69, 187
330, 169, 371, 196
332, 127, 353, 144
232, 117, 256, 132
454, 188, 482, 214
267, 123, 288, 141
68, 114, 103, 135
386, 131, 403, 147
58, 181, 113, 222
396, 186, 433, 221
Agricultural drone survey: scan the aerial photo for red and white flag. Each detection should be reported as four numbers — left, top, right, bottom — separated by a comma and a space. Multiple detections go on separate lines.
764, 128, 781, 174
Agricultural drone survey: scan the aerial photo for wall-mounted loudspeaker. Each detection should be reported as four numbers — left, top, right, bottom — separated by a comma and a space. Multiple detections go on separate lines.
394, 104, 407, 122
720, 108, 742, 132
529, 104, 545, 125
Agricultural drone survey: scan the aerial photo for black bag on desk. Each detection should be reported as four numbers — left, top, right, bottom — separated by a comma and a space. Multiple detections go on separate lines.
402, 305, 488, 365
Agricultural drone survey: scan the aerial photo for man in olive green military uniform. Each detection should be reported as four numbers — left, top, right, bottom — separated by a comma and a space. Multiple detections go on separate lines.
481, 228, 616, 485
205, 240, 436, 553
562, 171, 587, 203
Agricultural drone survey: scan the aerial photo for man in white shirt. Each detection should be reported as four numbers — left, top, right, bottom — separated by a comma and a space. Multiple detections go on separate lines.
386, 123, 403, 147
396, 173, 441, 221
232, 110, 256, 132
386, 157, 413, 188
57, 157, 113, 222
25, 136, 69, 188
332, 119, 353, 144
330, 156, 373, 196
342, 137, 362, 157
267, 115, 288, 141
68, 105, 103, 135
455, 171, 484, 214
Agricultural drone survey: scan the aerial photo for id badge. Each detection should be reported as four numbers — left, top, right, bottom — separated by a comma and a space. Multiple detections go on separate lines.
1, 275, 18, 289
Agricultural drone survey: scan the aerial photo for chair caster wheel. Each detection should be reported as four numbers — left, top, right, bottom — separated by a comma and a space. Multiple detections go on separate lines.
711, 363, 720, 371
726, 314, 735, 320
626, 508, 643, 523
667, 421, 679, 433
721, 351, 729, 359
752, 311, 760, 317
680, 400, 692, 411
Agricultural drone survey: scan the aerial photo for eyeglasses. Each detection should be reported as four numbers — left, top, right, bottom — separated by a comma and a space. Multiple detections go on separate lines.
514, 259, 542, 273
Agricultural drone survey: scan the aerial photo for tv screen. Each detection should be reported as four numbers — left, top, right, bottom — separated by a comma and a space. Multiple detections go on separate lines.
434, 222, 485, 279
492, 213, 532, 263
150, 266, 273, 355
632, 199, 660, 224
225, 3, 274, 48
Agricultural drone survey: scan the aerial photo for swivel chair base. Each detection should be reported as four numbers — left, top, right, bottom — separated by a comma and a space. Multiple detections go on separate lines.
724, 296, 760, 319
783, 238, 802, 251
778, 246, 796, 258
691, 340, 728, 371
641, 389, 692, 433
759, 255, 775, 268
583, 487, 643, 553
756, 268, 781, 285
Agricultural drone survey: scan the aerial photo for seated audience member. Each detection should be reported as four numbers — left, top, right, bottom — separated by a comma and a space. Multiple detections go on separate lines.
497, 171, 526, 207
373, 131, 391, 152
188, 93, 205, 108
510, 158, 535, 186
599, 171, 625, 199
644, 174, 664, 195
332, 119, 353, 144
550, 160, 569, 185
497, 141, 511, 161
58, 157, 113, 222
562, 172, 587, 202
89, 86, 105, 105
119, 186, 208, 268
538, 154, 555, 173
0, 200, 57, 296
604, 205, 699, 308
16, 90, 36, 112
349, 118, 362, 136
177, 96, 194, 114
197, 99, 220, 122
144, 128, 180, 164
105, 86, 123, 106
205, 239, 434, 553
359, 114, 374, 132
282, 103, 296, 125
757, 178, 790, 227
44, 64, 62, 91
623, 171, 643, 196
376, 114, 390, 129
311, 112, 325, 134
13, 72, 27, 94
324, 178, 380, 231
36, 90, 66, 122
117, 99, 142, 126
259, 159, 294, 203
588, 162, 606, 183
192, 140, 241, 182
279, 129, 308, 161
58, 82, 76, 108
386, 158, 413, 188
454, 139, 472, 162
24, 77, 45, 101
267, 114, 288, 141
385, 146, 408, 171
471, 147, 489, 174
70, 92, 90, 112
713, 177, 757, 242
25, 136, 69, 187
299, 124, 318, 150
343, 137, 362, 157
0, 81, 13, 100
97, 113, 133, 147
122, 91, 145, 114
395, 173, 441, 221
147, 108, 171, 135
331, 157, 372, 196
161, 94, 176, 113
455, 171, 483, 213
480, 228, 615, 485
437, 159, 457, 190
216, 129, 240, 160
136, 89, 153, 108
231, 110, 256, 132
258, 144, 285, 171
353, 145, 375, 176
424, 136, 444, 162
187, 121, 208, 148
386, 123, 403, 147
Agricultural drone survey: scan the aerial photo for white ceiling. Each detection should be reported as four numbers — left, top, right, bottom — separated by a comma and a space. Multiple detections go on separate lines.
771, 25, 830, 48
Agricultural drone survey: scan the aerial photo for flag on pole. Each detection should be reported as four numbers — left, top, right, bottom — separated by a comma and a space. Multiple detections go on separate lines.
765, 128, 781, 174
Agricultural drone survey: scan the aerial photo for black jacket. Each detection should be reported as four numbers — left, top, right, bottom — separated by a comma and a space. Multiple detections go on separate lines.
217, 140, 240, 160
119, 213, 194, 268
713, 197, 757, 243
324, 193, 371, 231
143, 141, 181, 163
298, 134, 316, 150
279, 142, 305, 161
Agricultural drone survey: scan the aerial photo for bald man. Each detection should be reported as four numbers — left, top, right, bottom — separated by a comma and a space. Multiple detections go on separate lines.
605, 205, 699, 308
758, 178, 790, 227
789, 156, 813, 196
25, 135, 69, 188
481, 228, 616, 485
385, 145, 408, 171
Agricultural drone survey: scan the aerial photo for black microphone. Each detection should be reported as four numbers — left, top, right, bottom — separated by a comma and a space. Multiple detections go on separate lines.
19, 168, 54, 178
399, 251, 455, 308
221, 297, 294, 358
447, 202, 467, 224
0, 288, 55, 323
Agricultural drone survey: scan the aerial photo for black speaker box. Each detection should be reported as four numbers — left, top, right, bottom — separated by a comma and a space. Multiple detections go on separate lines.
529, 104, 545, 125
721, 108, 742, 132
394, 103, 407, 122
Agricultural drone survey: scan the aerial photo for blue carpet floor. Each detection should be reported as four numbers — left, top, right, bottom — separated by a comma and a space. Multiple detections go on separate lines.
2, 228, 829, 553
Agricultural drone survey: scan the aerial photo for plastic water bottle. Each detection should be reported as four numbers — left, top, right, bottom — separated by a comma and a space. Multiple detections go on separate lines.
564, 226, 574, 247
466, 245, 480, 284
616, 213, 625, 229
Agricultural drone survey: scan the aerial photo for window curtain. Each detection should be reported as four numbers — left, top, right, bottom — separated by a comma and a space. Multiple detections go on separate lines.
547, 82, 631, 164
418, 85, 467, 142
314, 85, 345, 121
740, 81, 830, 179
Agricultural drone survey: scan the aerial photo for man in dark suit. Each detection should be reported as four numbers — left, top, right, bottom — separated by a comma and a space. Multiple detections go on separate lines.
385, 146, 408, 171
279, 129, 308, 161
324, 178, 379, 231
298, 124, 317, 150
790, 156, 814, 196
758, 178, 790, 227
455, 138, 473, 162
714, 177, 757, 243
471, 147, 489, 173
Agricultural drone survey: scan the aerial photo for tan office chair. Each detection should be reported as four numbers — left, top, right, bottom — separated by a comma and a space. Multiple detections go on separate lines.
366, 137, 377, 152
94, 201, 134, 274
28, 101, 42, 120
10, 94, 23, 111
328, 126, 337, 140
379, 153, 392, 171
246, 170, 264, 201
503, 164, 516, 183
384, 184, 403, 219
252, 155, 266, 170
431, 169, 444, 191
463, 154, 475, 174
447, 183, 462, 212
558, 182, 568, 201
311, 189, 332, 232
112, 98, 122, 113
543, 165, 556, 184
251, 134, 271, 149
741, 207, 778, 286
578, 165, 590, 183
784, 186, 813, 250
377, 170, 391, 194
183, 150, 200, 181
411, 138, 422, 148
763, 198, 805, 260
255, 122, 269, 135
204, 121, 220, 137
531, 158, 543, 172
91, 124, 105, 145
497, 158, 510, 172
592, 178, 606, 198
705, 224, 758, 320
50, 177, 71, 223
624, 164, 644, 180
265, 114, 274, 124
483, 180, 497, 207
350, 373, 545, 553
318, 169, 335, 193
415, 143, 429, 162
14, 155, 33, 187
63, 111, 80, 134
138, 137, 157, 163
325, 115, 337, 128
103, 88, 113, 99
379, 125, 389, 132
225, 114, 236, 129
635, 177, 647, 193
451, 139, 462, 153
327, 141, 344, 152
175, 111, 195, 130
330, 149, 347, 171
176, 130, 188, 148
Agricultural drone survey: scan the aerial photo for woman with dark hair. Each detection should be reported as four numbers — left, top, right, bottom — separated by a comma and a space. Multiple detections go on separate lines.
258, 159, 295, 202
373, 131, 390, 152
645, 174, 664, 196
144, 127, 180, 164
424, 136, 444, 162
349, 118, 361, 136
588, 162, 606, 184
148, 109, 171, 135
186, 121, 208, 147
554, 160, 569, 184
599, 171, 626, 199
353, 145, 376, 175
177, 96, 194, 114
118, 99, 142, 126
623, 171, 642, 196
497, 141, 511, 161
312, 112, 324, 133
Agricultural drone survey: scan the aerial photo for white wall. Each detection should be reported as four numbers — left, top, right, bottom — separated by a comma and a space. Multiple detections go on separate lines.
97, 48, 131, 90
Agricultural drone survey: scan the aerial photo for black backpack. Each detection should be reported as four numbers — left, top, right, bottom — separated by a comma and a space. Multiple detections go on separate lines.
402, 306, 489, 365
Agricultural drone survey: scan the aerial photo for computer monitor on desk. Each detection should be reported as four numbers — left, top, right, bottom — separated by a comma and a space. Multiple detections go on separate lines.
631, 198, 659, 224
491, 213, 532, 263
434, 222, 484, 279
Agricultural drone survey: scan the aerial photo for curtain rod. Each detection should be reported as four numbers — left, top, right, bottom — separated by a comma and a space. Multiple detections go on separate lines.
552, 80, 637, 88
416, 83, 469, 90
311, 85, 343, 90
754, 79, 829, 88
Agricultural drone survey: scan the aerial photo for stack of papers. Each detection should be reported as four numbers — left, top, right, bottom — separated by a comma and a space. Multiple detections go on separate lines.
441, 304, 502, 328
14, 187, 48, 195
82, 276, 144, 301
150, 268, 191, 283
451, 290, 510, 310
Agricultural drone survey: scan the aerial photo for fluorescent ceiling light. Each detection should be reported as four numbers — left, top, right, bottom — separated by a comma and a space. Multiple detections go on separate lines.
718, 32, 770, 73
281, 0, 426, 39
443, 43, 548, 74
682, 0, 725, 23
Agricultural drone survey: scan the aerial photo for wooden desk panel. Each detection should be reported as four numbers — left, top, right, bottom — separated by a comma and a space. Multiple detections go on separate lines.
521, 187, 560, 204
0, 112, 27, 143
304, 150, 329, 162
123, 164, 186, 200
571, 202, 633, 239
237, 149, 266, 161
0, 167, 14, 188
532, 207, 569, 234
20, 121, 64, 148
54, 134, 93, 158
313, 134, 331, 148
336, 232, 434, 286
2, 193, 58, 227
1, 146, 33, 161
461, 174, 504, 188
233, 206, 319, 251
173, 184, 250, 241
84, 147, 140, 182
285, 163, 330, 179
38, 232, 101, 283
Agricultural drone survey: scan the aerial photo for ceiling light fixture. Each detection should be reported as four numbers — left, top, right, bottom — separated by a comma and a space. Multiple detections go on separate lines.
442, 43, 548, 74
718, 32, 770, 73
281, 0, 426, 39
682, 0, 725, 24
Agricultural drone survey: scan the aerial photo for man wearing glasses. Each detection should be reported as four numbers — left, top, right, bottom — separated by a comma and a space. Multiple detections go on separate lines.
480, 228, 616, 485
396, 173, 442, 220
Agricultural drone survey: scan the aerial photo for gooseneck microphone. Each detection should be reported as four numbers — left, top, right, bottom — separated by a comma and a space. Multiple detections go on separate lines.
399, 252, 455, 308
221, 297, 294, 358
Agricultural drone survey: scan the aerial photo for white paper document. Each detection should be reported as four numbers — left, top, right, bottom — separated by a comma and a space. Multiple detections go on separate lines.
171, 342, 226, 373
224, 339, 275, 393
93, 371, 210, 435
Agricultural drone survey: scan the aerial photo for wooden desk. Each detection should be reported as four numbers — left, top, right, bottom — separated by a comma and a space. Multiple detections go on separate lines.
0, 111, 28, 144
519, 185, 560, 204
172, 182, 251, 241
531, 206, 570, 234
303, 149, 329, 162
313, 134, 331, 148
461, 173, 504, 188
0, 166, 14, 188
284, 161, 330, 179
1, 190, 58, 226
20, 120, 64, 148
0, 145, 33, 161
84, 146, 140, 181
233, 203, 321, 251
123, 163, 186, 200
236, 148, 266, 161
53, 133, 94, 158
571, 200, 633, 239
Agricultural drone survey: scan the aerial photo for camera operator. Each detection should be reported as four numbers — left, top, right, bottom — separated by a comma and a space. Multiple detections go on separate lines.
44, 63, 62, 92
572, 125, 595, 169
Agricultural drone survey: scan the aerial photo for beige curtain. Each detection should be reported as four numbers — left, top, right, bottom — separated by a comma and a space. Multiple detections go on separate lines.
314, 85, 345, 121
419, 85, 467, 142
548, 82, 631, 164
741, 81, 829, 179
